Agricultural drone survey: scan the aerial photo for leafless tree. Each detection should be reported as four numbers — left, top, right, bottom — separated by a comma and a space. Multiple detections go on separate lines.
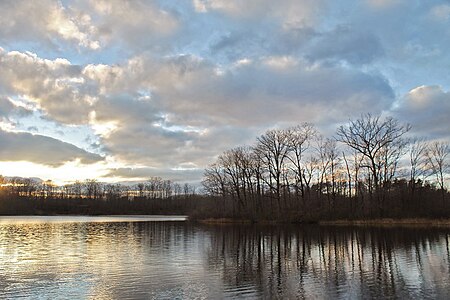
137, 183, 145, 197
254, 129, 291, 210
285, 123, 316, 200
378, 136, 409, 189
315, 137, 340, 214
408, 138, 429, 190
84, 179, 101, 200
336, 114, 410, 193
217, 147, 254, 209
426, 141, 449, 204
173, 183, 182, 197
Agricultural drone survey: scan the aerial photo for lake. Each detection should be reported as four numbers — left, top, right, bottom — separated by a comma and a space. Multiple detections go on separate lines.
0, 216, 449, 299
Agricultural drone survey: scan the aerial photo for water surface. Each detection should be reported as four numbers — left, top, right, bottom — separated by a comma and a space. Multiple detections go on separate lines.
0, 215, 187, 224
1, 216, 449, 299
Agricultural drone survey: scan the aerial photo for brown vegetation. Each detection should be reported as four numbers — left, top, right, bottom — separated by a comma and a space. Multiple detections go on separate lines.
201, 114, 450, 222
0, 114, 449, 222
0, 176, 202, 216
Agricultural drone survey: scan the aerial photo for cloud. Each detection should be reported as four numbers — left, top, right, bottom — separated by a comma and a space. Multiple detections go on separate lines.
105, 167, 203, 183
0, 0, 180, 53
366, 0, 404, 9
430, 4, 450, 21
0, 0, 99, 49
0, 44, 395, 183
306, 26, 384, 65
0, 48, 93, 124
0, 129, 103, 166
0, 96, 33, 130
70, 53, 393, 180
192, 0, 324, 29
144, 55, 394, 128
394, 85, 450, 139
0, 96, 32, 118
0, 0, 448, 184
81, 0, 179, 51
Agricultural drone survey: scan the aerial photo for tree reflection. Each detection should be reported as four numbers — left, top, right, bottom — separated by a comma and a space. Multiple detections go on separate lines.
203, 225, 450, 299
1, 221, 449, 299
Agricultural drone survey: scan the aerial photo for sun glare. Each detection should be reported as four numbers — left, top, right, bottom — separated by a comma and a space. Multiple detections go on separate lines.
0, 161, 109, 185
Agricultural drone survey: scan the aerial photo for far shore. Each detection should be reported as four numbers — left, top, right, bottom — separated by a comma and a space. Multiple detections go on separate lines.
2, 215, 450, 227
318, 218, 450, 227
196, 218, 450, 227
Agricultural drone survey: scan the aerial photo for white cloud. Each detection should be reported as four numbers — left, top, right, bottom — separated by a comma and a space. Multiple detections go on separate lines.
394, 85, 450, 139
0, 0, 99, 49
0, 47, 394, 178
430, 4, 450, 21
105, 167, 203, 183
64, 53, 393, 178
0, 49, 93, 124
193, 0, 208, 13
366, 0, 403, 9
263, 56, 298, 69
0, 0, 449, 183
192, 0, 324, 29
85, 0, 179, 49
0, 0, 179, 52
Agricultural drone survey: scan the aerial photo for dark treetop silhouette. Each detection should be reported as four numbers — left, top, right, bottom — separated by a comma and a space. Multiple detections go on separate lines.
1, 114, 449, 221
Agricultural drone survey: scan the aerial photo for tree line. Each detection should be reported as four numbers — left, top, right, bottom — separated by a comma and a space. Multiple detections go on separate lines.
1, 113, 448, 221
0, 176, 201, 215
201, 114, 450, 221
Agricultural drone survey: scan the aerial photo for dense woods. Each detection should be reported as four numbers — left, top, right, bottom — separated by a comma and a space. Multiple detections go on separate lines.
0, 114, 449, 222
201, 114, 450, 221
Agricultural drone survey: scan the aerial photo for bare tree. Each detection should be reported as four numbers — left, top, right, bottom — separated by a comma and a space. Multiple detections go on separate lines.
315, 137, 340, 214
173, 183, 182, 197
84, 179, 101, 200
202, 163, 227, 197
426, 141, 449, 204
137, 183, 145, 198
408, 138, 429, 190
286, 123, 316, 200
316, 136, 332, 197
218, 147, 249, 209
336, 114, 410, 193
342, 151, 352, 198
302, 155, 317, 196
378, 136, 409, 189
254, 129, 291, 211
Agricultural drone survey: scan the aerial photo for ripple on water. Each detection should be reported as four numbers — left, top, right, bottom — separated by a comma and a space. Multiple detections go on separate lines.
1, 218, 450, 299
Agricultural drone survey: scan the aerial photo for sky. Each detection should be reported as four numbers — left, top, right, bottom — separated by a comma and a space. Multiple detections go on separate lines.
0, 0, 449, 185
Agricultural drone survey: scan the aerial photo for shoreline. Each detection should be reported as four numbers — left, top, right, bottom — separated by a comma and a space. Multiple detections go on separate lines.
2, 215, 450, 227
196, 217, 450, 227
318, 218, 450, 227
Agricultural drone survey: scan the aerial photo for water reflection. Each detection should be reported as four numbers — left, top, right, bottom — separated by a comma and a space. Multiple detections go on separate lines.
0, 218, 449, 299
205, 225, 450, 299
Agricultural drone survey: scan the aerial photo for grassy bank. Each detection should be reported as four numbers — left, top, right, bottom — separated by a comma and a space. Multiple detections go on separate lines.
193, 217, 450, 227
196, 218, 253, 224
319, 218, 450, 227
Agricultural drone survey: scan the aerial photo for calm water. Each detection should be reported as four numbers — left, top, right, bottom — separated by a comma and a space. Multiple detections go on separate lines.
1, 217, 449, 299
